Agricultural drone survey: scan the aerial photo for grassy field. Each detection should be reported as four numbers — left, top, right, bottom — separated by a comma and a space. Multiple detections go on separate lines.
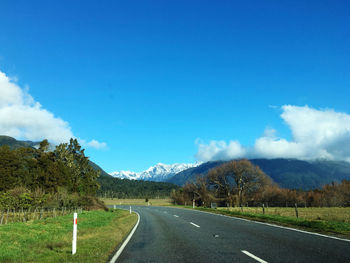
219, 206, 350, 223
0, 209, 137, 263
102, 198, 173, 206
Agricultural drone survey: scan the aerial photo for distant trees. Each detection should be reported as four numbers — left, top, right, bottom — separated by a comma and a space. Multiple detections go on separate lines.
178, 176, 214, 206
208, 159, 272, 206
0, 138, 102, 209
98, 175, 179, 199
170, 159, 350, 207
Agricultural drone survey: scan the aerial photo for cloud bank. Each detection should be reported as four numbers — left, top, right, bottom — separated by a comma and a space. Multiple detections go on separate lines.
196, 105, 350, 162
0, 70, 106, 149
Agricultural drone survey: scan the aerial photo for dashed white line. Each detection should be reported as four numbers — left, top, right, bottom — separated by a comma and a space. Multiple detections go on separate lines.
184, 208, 350, 242
190, 222, 200, 228
173, 215, 179, 218
241, 250, 268, 263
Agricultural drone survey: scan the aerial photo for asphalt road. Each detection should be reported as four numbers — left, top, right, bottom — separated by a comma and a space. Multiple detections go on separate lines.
116, 206, 350, 263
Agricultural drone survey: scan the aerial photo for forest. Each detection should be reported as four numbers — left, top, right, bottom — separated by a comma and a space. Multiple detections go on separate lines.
171, 159, 350, 207
0, 139, 104, 209
97, 175, 179, 199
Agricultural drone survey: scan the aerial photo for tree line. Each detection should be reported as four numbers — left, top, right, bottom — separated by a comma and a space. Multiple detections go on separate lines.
97, 175, 179, 199
171, 159, 350, 207
0, 139, 104, 210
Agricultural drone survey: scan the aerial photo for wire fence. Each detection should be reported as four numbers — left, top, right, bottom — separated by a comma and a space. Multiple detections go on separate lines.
0, 207, 83, 225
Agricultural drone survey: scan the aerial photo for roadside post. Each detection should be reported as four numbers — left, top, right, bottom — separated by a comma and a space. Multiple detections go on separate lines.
262, 204, 265, 215
129, 206, 131, 214
193, 199, 195, 208
113, 205, 116, 209
72, 212, 77, 255
295, 203, 299, 218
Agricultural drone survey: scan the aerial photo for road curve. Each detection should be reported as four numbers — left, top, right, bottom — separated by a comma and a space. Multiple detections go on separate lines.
116, 206, 350, 263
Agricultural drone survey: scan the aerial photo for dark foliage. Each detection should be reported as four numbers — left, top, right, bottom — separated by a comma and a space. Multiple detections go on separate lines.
0, 137, 101, 209
97, 174, 179, 198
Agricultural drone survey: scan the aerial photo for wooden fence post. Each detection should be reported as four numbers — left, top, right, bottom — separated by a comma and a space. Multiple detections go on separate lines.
23, 208, 26, 222
6, 208, 9, 224
0, 210, 4, 225
295, 203, 299, 218
33, 208, 37, 220
262, 203, 265, 215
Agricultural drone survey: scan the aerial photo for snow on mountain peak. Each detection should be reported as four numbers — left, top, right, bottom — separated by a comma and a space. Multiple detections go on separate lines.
109, 162, 202, 182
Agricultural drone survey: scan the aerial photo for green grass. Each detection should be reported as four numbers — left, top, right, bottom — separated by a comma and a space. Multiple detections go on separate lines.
0, 209, 137, 263
102, 198, 173, 206
219, 206, 350, 223
193, 207, 350, 238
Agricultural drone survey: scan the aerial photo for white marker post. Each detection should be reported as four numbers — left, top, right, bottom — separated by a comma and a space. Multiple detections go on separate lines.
72, 212, 77, 255
129, 206, 131, 214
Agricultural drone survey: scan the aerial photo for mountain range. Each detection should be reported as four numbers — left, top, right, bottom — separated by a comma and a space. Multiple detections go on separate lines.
109, 162, 202, 182
167, 158, 350, 190
2, 135, 350, 190
110, 158, 350, 190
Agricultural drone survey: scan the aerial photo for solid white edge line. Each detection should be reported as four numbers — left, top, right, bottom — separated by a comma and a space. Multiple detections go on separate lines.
170, 207, 350, 242
190, 222, 200, 228
241, 250, 268, 263
110, 211, 140, 263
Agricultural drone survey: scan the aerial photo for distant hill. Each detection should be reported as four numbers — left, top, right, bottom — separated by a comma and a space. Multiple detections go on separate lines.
88, 161, 111, 177
0, 135, 40, 149
167, 158, 350, 190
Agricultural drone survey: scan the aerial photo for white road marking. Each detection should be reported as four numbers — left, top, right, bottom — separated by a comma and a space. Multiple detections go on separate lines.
190, 222, 200, 228
241, 250, 268, 263
173, 215, 179, 218
184, 208, 350, 242
110, 211, 140, 263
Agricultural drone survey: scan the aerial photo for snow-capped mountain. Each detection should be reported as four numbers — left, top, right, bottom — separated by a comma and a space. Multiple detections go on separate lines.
109, 162, 202, 182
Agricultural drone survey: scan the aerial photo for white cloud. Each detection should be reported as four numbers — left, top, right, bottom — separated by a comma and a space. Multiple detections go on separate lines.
195, 139, 246, 162
195, 105, 350, 162
0, 70, 106, 149
86, 139, 107, 150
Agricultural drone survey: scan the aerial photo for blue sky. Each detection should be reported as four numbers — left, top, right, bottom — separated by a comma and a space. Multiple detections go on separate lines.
0, 0, 350, 172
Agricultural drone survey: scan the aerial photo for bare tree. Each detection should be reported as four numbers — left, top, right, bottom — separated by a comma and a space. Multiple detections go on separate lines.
182, 175, 214, 207
208, 159, 272, 207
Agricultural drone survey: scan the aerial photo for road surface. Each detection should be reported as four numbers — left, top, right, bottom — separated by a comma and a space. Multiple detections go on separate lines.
115, 206, 350, 263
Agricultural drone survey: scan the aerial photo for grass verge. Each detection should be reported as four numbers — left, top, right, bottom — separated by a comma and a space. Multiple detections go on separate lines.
0, 209, 137, 263
193, 207, 350, 239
